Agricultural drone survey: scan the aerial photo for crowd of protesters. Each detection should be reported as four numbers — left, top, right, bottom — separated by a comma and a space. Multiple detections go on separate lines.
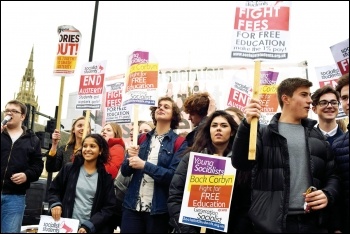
1, 73, 348, 233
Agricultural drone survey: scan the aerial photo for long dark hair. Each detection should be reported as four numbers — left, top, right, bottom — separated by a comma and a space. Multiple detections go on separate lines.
77, 134, 110, 167
185, 110, 238, 156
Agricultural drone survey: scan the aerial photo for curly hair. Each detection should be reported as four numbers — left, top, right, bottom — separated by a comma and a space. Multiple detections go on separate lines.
149, 96, 182, 129
183, 92, 210, 117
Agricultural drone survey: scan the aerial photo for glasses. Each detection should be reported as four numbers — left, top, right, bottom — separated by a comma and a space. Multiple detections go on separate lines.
317, 100, 339, 107
340, 95, 349, 102
3, 109, 22, 114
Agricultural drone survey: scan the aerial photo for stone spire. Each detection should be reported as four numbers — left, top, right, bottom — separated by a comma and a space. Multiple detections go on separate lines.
15, 46, 39, 122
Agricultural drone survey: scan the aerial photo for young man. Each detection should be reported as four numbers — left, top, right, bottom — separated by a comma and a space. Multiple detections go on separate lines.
232, 78, 339, 233
1, 100, 44, 233
183, 91, 210, 146
311, 85, 343, 145
331, 73, 349, 233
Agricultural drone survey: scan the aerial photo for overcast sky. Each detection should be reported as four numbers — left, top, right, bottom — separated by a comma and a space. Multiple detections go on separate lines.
1, 1, 349, 123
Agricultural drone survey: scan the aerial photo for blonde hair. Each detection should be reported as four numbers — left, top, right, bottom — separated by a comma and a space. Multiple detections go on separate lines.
139, 121, 155, 129
104, 122, 123, 138
224, 107, 244, 121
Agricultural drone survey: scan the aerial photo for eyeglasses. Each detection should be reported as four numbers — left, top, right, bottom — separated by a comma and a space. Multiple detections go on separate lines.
340, 95, 349, 102
3, 109, 22, 114
317, 100, 339, 107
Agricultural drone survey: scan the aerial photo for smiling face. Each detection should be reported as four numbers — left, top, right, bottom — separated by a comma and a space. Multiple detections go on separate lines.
210, 116, 232, 146
73, 119, 87, 140
312, 92, 339, 122
82, 137, 101, 163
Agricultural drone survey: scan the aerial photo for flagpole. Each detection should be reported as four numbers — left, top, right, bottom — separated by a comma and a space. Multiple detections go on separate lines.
83, 1, 99, 138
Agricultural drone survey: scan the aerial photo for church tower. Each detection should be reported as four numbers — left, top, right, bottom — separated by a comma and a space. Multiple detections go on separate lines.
15, 46, 39, 122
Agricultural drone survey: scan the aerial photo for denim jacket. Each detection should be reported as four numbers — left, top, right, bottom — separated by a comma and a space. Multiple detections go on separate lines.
121, 129, 187, 215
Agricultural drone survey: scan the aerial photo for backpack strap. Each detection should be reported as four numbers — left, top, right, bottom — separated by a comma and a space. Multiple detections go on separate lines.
138, 133, 147, 145
174, 136, 185, 152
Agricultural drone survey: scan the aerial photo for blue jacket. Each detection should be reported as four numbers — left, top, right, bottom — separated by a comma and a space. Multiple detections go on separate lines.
121, 129, 187, 215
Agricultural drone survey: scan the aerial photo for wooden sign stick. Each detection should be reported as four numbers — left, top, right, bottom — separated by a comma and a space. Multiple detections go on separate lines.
55, 76, 65, 131
133, 104, 139, 146
248, 60, 261, 160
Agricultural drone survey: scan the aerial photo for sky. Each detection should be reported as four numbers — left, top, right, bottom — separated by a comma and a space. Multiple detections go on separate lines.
1, 1, 349, 124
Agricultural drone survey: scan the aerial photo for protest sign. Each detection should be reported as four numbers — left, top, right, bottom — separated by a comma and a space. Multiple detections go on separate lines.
76, 60, 107, 110
179, 152, 236, 232
53, 25, 82, 76
330, 38, 349, 75
38, 215, 79, 233
231, 1, 291, 60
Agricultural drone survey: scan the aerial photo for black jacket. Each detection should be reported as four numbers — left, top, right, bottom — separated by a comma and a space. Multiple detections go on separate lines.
232, 113, 339, 233
1, 127, 43, 194
330, 124, 349, 233
45, 144, 75, 172
186, 117, 207, 147
48, 156, 117, 233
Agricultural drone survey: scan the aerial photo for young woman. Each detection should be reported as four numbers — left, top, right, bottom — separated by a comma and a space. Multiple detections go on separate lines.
168, 110, 239, 233
225, 107, 244, 126
101, 122, 125, 179
48, 134, 117, 233
138, 121, 155, 134
45, 116, 91, 172
120, 96, 188, 233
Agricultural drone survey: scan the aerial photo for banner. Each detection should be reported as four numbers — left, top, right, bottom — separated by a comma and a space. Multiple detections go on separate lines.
231, 1, 291, 60
330, 38, 349, 75
179, 152, 236, 232
38, 215, 79, 233
53, 25, 82, 76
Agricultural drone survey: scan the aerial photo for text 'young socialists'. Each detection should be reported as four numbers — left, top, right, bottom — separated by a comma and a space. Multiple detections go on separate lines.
192, 156, 225, 175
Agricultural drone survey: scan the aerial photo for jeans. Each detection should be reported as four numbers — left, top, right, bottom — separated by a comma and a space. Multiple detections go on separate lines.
286, 213, 327, 233
121, 208, 170, 233
1, 194, 26, 233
